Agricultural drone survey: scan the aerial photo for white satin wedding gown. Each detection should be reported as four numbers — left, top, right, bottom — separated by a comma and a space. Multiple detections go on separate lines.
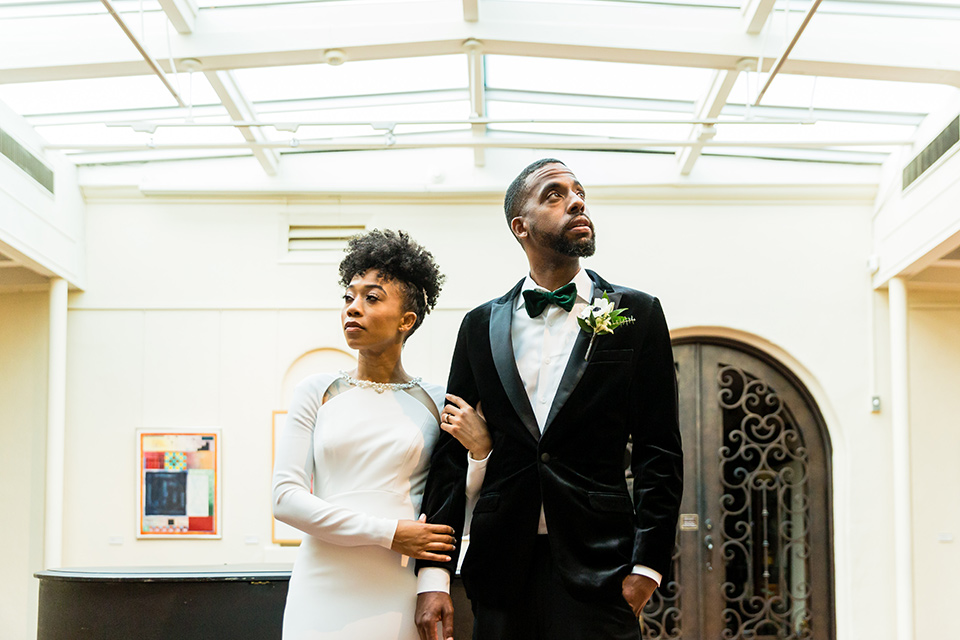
272, 373, 461, 640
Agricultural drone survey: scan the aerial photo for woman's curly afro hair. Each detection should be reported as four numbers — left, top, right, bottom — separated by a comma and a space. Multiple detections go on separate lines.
338, 229, 445, 338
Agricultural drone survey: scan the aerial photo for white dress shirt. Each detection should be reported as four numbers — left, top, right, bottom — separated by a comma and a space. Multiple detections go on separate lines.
417, 269, 661, 594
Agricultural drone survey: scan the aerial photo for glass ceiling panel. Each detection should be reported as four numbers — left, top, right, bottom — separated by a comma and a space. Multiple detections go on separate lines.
486, 100, 694, 140
788, 0, 960, 19
0, 0, 161, 18
486, 56, 713, 103
558, 0, 960, 18
703, 146, 887, 164
35, 116, 249, 148
0, 74, 222, 116
195, 0, 343, 7
256, 100, 472, 140
726, 73, 958, 115
234, 56, 467, 103
710, 120, 915, 152
499, 0, 740, 7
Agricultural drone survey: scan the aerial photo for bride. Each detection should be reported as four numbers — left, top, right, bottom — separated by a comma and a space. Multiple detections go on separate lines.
272, 229, 490, 640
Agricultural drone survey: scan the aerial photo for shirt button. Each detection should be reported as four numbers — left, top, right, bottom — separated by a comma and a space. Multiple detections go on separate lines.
539, 396, 547, 404
545, 357, 551, 364
540, 453, 551, 463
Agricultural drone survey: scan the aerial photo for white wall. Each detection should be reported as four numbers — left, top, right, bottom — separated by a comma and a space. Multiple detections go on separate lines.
907, 289, 960, 640
50, 188, 886, 640
0, 292, 49, 640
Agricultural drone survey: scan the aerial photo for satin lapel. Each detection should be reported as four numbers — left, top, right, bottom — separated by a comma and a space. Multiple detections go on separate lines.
489, 292, 541, 442
542, 275, 622, 434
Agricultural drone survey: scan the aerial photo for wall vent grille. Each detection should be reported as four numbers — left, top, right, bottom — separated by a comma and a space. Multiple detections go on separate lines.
903, 116, 959, 190
0, 127, 54, 194
287, 225, 366, 253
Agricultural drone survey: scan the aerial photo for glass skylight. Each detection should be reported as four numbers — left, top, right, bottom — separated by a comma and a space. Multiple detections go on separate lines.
257, 100, 472, 140
486, 56, 714, 103
0, 0, 955, 173
0, 74, 221, 116
195, 0, 349, 7
234, 56, 468, 103
0, 0, 161, 19
727, 73, 959, 115
787, 0, 960, 19
486, 100, 694, 141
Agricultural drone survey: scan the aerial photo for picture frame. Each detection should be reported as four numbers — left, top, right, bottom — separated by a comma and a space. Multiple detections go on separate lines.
137, 428, 222, 539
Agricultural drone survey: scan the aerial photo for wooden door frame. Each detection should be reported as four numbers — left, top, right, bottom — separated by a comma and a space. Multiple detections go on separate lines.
671, 335, 837, 640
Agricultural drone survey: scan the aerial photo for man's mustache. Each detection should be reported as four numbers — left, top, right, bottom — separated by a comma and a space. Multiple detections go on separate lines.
567, 216, 594, 232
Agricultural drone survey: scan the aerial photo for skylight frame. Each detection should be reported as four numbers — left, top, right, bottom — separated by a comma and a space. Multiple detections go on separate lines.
0, 0, 955, 174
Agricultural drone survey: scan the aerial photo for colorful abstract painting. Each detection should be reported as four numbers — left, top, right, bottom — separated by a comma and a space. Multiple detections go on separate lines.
138, 429, 221, 538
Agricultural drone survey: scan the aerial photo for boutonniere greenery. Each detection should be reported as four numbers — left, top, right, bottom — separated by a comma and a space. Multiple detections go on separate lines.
578, 293, 635, 360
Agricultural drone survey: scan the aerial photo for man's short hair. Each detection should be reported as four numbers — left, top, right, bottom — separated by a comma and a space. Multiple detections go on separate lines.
503, 158, 566, 224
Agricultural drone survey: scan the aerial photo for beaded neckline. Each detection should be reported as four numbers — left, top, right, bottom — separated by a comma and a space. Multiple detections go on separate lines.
338, 370, 422, 394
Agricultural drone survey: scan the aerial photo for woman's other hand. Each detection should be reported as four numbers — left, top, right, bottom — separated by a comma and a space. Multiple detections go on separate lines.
391, 514, 455, 561
441, 394, 492, 460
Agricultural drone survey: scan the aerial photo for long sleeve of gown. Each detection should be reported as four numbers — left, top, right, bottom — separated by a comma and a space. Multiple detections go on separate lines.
272, 375, 398, 549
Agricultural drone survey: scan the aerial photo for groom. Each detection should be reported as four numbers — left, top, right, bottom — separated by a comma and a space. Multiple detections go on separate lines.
415, 159, 683, 640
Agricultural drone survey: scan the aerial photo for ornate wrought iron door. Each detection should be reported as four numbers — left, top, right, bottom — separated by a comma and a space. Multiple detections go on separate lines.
641, 339, 834, 640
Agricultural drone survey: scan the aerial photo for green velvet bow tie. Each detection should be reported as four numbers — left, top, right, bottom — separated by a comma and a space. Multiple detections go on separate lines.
523, 282, 578, 318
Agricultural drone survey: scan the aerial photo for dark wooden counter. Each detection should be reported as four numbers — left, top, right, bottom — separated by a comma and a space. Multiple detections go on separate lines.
35, 565, 291, 640
35, 564, 473, 639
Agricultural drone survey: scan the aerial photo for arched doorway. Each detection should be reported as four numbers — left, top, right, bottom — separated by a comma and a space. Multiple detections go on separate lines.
641, 338, 835, 640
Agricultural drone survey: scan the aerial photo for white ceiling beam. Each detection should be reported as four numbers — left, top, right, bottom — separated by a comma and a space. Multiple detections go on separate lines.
465, 40, 486, 166
203, 69, 278, 175
2, 1, 959, 86
741, 0, 776, 35
158, 0, 198, 35
676, 67, 742, 175
463, 0, 479, 22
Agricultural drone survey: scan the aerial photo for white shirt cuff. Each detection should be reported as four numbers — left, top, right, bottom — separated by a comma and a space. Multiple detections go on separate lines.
631, 564, 662, 586
468, 449, 491, 463
417, 567, 451, 594
465, 449, 489, 499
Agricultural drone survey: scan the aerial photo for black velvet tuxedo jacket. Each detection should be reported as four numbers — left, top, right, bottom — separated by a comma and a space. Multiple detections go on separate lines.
417, 270, 683, 605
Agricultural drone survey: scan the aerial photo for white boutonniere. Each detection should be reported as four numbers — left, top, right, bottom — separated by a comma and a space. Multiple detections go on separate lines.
577, 292, 635, 360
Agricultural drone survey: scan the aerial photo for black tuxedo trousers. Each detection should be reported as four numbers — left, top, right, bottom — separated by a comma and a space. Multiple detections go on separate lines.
418, 271, 683, 609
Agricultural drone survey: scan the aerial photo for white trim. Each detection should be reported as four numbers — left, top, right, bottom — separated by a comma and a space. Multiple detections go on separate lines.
888, 277, 916, 640
43, 277, 68, 568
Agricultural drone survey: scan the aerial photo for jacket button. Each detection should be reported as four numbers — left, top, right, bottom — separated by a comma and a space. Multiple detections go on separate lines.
540, 453, 551, 463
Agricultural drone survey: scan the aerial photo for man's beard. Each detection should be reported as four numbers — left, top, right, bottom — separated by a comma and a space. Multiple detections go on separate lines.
532, 225, 597, 258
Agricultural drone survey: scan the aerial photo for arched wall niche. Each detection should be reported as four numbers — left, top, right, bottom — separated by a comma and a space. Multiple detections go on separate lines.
280, 347, 357, 407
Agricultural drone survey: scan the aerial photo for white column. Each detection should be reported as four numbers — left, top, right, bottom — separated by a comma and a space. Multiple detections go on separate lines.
44, 277, 68, 569
888, 276, 914, 640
